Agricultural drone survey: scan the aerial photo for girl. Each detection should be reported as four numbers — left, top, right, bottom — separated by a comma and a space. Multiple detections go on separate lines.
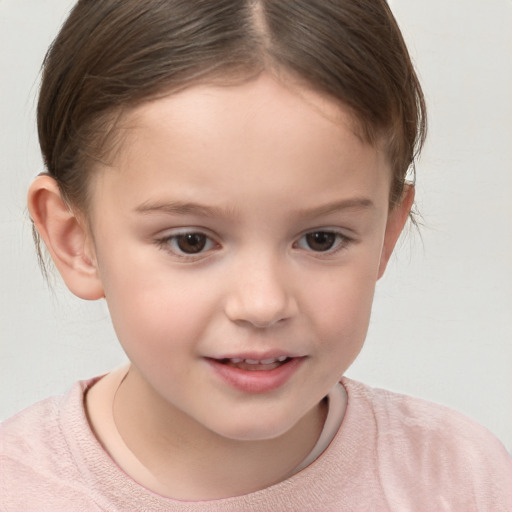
1, 1, 511, 510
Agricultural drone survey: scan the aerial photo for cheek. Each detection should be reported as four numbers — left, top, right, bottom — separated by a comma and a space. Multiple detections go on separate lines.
303, 261, 379, 355
96, 248, 216, 355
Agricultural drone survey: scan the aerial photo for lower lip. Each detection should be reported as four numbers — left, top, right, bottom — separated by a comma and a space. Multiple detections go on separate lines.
206, 357, 305, 394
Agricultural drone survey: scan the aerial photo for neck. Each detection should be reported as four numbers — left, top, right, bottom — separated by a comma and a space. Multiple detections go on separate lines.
112, 366, 327, 500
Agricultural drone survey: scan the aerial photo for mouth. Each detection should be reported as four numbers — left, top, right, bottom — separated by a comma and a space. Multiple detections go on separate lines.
215, 355, 291, 371
206, 355, 305, 393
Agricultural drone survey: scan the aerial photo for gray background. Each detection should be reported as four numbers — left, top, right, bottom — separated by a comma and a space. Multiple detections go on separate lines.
1, 0, 511, 452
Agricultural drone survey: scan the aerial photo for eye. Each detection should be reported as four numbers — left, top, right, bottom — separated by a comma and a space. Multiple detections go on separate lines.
157, 231, 217, 257
295, 230, 348, 253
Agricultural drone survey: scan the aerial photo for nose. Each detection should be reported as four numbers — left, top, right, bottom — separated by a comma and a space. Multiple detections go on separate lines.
224, 254, 297, 328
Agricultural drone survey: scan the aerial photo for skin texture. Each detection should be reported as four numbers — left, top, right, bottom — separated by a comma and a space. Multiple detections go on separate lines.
28, 73, 413, 499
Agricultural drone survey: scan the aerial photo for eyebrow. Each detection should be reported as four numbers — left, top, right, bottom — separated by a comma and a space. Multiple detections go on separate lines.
295, 197, 376, 219
135, 200, 232, 218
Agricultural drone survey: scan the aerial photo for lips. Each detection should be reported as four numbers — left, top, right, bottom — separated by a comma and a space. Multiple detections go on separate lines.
206, 355, 305, 393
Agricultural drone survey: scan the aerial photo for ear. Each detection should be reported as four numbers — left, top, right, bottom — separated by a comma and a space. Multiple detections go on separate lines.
377, 184, 415, 279
27, 175, 104, 300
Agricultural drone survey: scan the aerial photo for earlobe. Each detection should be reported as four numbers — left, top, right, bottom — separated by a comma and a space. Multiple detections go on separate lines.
377, 184, 415, 279
27, 175, 104, 300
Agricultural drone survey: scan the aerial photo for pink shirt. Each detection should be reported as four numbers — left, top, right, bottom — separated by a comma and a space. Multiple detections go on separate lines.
1, 377, 511, 511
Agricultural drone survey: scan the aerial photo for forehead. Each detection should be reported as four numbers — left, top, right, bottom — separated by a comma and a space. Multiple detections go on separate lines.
122, 77, 350, 149
92, 74, 391, 213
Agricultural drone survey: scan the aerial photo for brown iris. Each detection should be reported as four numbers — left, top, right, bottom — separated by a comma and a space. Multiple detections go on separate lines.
305, 232, 336, 252
176, 233, 208, 254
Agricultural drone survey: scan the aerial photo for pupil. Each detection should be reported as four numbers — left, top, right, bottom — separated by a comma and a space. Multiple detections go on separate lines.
177, 233, 206, 254
306, 232, 335, 251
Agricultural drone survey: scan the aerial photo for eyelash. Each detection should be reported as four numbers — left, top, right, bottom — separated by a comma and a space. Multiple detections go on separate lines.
155, 231, 218, 261
155, 229, 352, 260
294, 230, 351, 256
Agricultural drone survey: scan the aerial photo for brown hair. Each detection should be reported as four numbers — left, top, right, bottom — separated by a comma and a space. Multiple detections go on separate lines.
38, 0, 426, 213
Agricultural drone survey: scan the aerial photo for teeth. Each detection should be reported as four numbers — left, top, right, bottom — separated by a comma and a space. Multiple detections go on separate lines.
226, 356, 289, 365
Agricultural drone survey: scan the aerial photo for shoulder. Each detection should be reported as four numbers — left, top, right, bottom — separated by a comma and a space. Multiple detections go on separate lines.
0, 380, 102, 511
342, 377, 509, 450
340, 377, 512, 509
1, 392, 64, 467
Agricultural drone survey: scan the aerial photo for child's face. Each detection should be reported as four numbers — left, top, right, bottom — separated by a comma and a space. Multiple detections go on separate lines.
85, 74, 406, 441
